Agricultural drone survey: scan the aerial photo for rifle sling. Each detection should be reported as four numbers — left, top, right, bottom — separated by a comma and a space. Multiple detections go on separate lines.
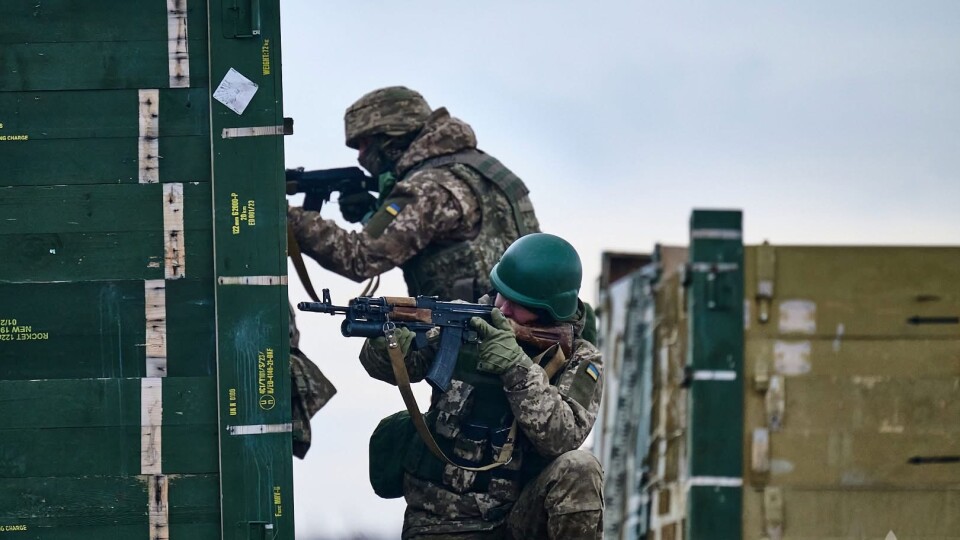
288, 221, 381, 301
386, 341, 567, 472
287, 222, 321, 302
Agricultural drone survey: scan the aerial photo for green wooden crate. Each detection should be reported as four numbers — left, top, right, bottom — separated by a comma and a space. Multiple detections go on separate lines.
0, 1, 294, 538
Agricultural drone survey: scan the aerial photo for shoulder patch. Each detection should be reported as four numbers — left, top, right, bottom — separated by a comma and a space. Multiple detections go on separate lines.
586, 362, 600, 381
565, 355, 601, 409
385, 202, 402, 216
364, 197, 411, 239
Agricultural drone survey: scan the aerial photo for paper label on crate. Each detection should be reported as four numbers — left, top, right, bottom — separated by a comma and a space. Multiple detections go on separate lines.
213, 68, 259, 115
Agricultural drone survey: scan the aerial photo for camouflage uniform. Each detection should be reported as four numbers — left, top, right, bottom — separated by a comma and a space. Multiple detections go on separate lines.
287, 105, 540, 302
289, 303, 336, 458
359, 297, 604, 540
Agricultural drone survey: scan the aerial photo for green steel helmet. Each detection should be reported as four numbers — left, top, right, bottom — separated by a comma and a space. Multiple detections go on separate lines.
490, 233, 582, 322
344, 86, 432, 149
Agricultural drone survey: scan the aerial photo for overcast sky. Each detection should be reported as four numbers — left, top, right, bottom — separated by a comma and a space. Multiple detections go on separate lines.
279, 1, 960, 537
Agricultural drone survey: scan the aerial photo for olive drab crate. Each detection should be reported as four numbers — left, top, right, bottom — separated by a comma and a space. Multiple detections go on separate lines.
0, 1, 294, 538
595, 210, 960, 540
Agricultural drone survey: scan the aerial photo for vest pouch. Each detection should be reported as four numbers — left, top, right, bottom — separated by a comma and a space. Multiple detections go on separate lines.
369, 410, 419, 499
401, 409, 445, 486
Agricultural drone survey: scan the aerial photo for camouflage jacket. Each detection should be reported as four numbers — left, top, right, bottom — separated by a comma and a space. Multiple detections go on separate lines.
358, 298, 604, 536
287, 108, 539, 300
289, 302, 336, 459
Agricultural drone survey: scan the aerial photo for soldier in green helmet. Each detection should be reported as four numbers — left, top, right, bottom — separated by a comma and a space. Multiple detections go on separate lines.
359, 233, 605, 540
288, 86, 541, 302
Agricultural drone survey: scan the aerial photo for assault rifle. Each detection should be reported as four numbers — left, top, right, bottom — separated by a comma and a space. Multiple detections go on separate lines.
297, 289, 574, 393
285, 166, 378, 213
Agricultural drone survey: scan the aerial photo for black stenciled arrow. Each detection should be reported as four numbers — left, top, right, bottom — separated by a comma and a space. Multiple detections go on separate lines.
908, 456, 960, 465
906, 315, 959, 325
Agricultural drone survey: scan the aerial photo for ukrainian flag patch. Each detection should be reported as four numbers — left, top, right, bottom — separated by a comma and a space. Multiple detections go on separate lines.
385, 202, 402, 216
586, 362, 600, 381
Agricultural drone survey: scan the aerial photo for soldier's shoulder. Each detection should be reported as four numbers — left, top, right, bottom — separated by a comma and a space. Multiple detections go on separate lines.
404, 165, 477, 205
572, 338, 601, 361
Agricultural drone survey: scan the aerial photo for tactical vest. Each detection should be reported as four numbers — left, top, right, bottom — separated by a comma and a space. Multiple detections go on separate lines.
403, 343, 529, 506
400, 150, 539, 301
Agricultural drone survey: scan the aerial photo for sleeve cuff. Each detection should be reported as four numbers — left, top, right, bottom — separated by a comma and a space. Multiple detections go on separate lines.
501, 362, 532, 388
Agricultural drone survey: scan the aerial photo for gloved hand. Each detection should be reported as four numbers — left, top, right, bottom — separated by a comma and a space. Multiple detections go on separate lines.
367, 326, 415, 357
470, 308, 533, 375
338, 190, 377, 223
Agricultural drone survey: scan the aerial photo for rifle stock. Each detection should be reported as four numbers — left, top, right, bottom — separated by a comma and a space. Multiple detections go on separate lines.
511, 321, 574, 358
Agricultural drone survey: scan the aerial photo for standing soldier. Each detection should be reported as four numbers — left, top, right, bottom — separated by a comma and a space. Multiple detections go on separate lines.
287, 86, 541, 302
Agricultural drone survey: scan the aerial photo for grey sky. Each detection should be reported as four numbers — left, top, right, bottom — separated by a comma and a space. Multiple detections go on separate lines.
280, 1, 960, 536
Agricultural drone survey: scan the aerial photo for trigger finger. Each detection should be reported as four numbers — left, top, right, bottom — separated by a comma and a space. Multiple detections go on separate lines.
491, 309, 512, 330
469, 316, 491, 335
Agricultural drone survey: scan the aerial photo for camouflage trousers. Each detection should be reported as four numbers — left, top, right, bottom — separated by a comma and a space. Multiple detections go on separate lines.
290, 347, 336, 459
406, 450, 603, 540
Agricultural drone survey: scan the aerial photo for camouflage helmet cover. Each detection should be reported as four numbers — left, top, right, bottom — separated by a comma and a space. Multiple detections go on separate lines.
344, 86, 432, 149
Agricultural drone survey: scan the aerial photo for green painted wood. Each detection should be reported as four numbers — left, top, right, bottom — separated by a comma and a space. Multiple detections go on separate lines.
1, 0, 294, 535
5, 184, 165, 234
0, 232, 166, 282
0, 0, 209, 44
208, 0, 294, 535
0, 474, 221, 538
166, 278, 218, 378
0, 378, 219, 477
686, 209, 744, 540
0, 89, 209, 140
0, 279, 215, 380
0, 281, 147, 379
0, 476, 149, 536
215, 288, 293, 534
1, 136, 212, 186
0, 183, 212, 282
168, 474, 223, 533
0, 88, 211, 188
0, 41, 210, 92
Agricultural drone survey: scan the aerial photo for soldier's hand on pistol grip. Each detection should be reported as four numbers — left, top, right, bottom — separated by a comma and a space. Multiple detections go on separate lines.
338, 190, 377, 223
368, 326, 415, 357
470, 308, 533, 375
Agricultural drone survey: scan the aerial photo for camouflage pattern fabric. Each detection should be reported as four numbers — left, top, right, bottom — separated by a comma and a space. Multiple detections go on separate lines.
289, 303, 336, 459
288, 108, 540, 301
344, 86, 432, 148
359, 298, 604, 538
403, 450, 604, 540
503, 450, 603, 539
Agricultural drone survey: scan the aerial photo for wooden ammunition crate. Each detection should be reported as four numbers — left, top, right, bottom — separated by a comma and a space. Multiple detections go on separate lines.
0, 1, 294, 538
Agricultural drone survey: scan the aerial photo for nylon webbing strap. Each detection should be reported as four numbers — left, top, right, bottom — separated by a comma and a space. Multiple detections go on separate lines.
386, 337, 567, 471
409, 150, 533, 236
288, 221, 381, 300
287, 222, 321, 302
